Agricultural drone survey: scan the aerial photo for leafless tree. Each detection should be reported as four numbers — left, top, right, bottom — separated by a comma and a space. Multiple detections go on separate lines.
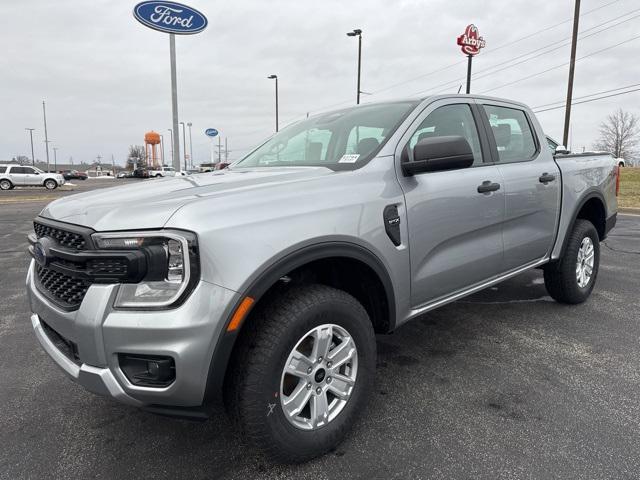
127, 145, 146, 170
593, 109, 639, 161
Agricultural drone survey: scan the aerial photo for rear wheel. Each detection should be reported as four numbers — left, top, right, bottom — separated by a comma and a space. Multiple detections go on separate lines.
44, 179, 58, 190
226, 284, 376, 463
544, 219, 600, 304
0, 179, 12, 190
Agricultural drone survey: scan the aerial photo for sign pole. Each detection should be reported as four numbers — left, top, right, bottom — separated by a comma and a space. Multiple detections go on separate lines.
563, 0, 581, 148
169, 33, 181, 172
466, 54, 473, 94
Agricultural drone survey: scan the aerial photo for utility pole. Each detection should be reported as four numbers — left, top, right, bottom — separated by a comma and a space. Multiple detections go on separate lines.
563, 0, 581, 148
53, 147, 58, 171
111, 154, 115, 174
42, 101, 50, 172
218, 136, 222, 162
168, 128, 174, 165
160, 134, 165, 166
225, 137, 228, 163
25, 128, 35, 166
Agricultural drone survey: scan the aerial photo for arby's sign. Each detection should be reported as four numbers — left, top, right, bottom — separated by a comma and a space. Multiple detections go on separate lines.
457, 24, 486, 56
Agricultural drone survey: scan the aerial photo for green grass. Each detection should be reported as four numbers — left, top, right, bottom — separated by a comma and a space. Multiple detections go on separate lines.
619, 167, 640, 209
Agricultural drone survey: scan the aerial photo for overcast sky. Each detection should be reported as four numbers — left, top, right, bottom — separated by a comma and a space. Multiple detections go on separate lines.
1, 0, 639, 166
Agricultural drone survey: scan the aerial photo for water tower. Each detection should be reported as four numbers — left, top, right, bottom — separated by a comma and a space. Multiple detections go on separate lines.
144, 131, 161, 168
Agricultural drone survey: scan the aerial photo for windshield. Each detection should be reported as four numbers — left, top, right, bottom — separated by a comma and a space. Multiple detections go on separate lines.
235, 101, 418, 169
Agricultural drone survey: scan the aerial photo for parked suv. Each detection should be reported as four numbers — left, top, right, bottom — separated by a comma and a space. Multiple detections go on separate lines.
26, 95, 617, 462
0, 164, 65, 190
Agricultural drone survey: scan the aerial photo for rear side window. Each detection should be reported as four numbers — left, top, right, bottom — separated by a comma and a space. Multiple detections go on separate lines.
0, 166, 6, 174
484, 105, 537, 162
408, 104, 484, 166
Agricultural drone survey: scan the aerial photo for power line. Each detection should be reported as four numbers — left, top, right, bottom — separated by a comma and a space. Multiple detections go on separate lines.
532, 82, 640, 109
367, 0, 626, 97
479, 33, 640, 94
279, 0, 627, 125
534, 86, 640, 113
411, 8, 640, 97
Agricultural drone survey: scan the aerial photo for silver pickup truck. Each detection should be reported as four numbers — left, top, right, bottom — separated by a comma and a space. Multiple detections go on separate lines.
26, 95, 618, 462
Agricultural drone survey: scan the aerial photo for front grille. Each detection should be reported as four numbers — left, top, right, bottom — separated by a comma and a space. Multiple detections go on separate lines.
41, 320, 80, 365
34, 221, 87, 250
87, 258, 128, 276
36, 265, 91, 308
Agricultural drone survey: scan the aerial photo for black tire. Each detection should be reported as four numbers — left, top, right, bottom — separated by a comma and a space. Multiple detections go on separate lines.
225, 284, 376, 463
0, 179, 12, 190
544, 219, 600, 304
44, 179, 57, 190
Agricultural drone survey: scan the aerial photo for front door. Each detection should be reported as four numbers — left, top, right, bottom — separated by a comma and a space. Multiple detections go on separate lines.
395, 99, 506, 307
22, 166, 42, 186
477, 101, 561, 271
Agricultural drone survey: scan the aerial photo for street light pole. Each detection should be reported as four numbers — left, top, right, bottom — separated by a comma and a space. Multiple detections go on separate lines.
53, 147, 58, 171
563, 0, 581, 148
168, 128, 174, 165
25, 128, 35, 166
268, 75, 279, 132
187, 122, 193, 168
42, 100, 50, 172
347, 29, 363, 104
159, 134, 165, 166
179, 121, 187, 171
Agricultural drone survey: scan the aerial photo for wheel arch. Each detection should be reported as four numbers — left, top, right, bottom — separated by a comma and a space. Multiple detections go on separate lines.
203, 241, 397, 407
558, 190, 607, 260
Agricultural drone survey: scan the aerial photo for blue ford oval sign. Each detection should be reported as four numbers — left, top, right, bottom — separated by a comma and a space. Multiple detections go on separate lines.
133, 1, 208, 35
205, 128, 218, 137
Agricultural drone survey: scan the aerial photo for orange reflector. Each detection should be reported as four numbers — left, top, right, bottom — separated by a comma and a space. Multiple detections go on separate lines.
227, 296, 255, 332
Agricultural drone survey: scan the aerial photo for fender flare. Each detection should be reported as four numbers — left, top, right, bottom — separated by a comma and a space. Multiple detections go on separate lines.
202, 241, 397, 407
557, 189, 607, 260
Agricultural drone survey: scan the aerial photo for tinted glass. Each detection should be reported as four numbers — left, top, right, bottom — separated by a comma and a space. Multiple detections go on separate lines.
23, 167, 36, 174
0, 166, 6, 173
236, 101, 418, 169
10, 167, 28, 174
408, 104, 483, 165
484, 105, 537, 162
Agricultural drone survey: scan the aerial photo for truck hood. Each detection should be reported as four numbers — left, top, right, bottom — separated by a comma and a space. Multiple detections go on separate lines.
40, 167, 333, 231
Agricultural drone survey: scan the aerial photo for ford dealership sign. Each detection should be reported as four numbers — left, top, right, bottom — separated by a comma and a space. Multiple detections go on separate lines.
133, 1, 208, 35
205, 128, 218, 137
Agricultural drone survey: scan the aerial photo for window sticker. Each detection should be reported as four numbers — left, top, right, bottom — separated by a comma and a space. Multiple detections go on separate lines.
338, 154, 360, 163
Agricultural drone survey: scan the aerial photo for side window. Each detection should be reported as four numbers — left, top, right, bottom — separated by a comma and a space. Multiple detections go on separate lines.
546, 137, 558, 152
11, 167, 27, 174
484, 105, 537, 162
0, 166, 6, 173
23, 167, 36, 174
408, 104, 483, 166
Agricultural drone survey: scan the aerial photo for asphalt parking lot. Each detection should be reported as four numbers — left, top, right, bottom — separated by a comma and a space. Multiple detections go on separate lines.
1, 180, 639, 479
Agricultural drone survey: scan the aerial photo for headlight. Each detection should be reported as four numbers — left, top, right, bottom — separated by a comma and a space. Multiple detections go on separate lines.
91, 230, 199, 309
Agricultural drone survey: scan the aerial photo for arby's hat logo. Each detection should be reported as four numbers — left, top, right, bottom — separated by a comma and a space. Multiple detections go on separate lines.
457, 24, 486, 56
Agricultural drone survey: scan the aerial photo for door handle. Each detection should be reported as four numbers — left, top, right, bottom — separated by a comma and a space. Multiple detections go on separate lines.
477, 181, 501, 194
539, 173, 556, 184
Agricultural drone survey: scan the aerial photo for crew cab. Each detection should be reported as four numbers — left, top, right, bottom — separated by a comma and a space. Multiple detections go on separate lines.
0, 164, 65, 190
26, 95, 617, 462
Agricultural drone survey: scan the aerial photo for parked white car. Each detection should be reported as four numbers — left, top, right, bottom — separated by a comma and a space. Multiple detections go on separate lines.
148, 166, 176, 178
0, 164, 65, 190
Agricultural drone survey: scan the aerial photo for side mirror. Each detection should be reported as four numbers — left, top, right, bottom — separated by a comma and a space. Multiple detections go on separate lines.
555, 145, 570, 155
402, 135, 474, 176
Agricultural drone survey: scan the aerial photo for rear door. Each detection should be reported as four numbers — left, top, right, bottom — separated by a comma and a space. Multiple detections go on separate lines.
8, 166, 28, 185
395, 98, 506, 307
476, 101, 561, 271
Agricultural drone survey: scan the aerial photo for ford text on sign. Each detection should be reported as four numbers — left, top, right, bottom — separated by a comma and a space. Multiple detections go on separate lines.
133, 1, 208, 35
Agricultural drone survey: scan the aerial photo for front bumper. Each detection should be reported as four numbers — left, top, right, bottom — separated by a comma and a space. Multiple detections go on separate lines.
27, 260, 239, 407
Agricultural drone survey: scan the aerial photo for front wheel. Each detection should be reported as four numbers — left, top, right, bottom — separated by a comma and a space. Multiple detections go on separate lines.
226, 284, 376, 463
44, 179, 58, 190
544, 219, 600, 304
